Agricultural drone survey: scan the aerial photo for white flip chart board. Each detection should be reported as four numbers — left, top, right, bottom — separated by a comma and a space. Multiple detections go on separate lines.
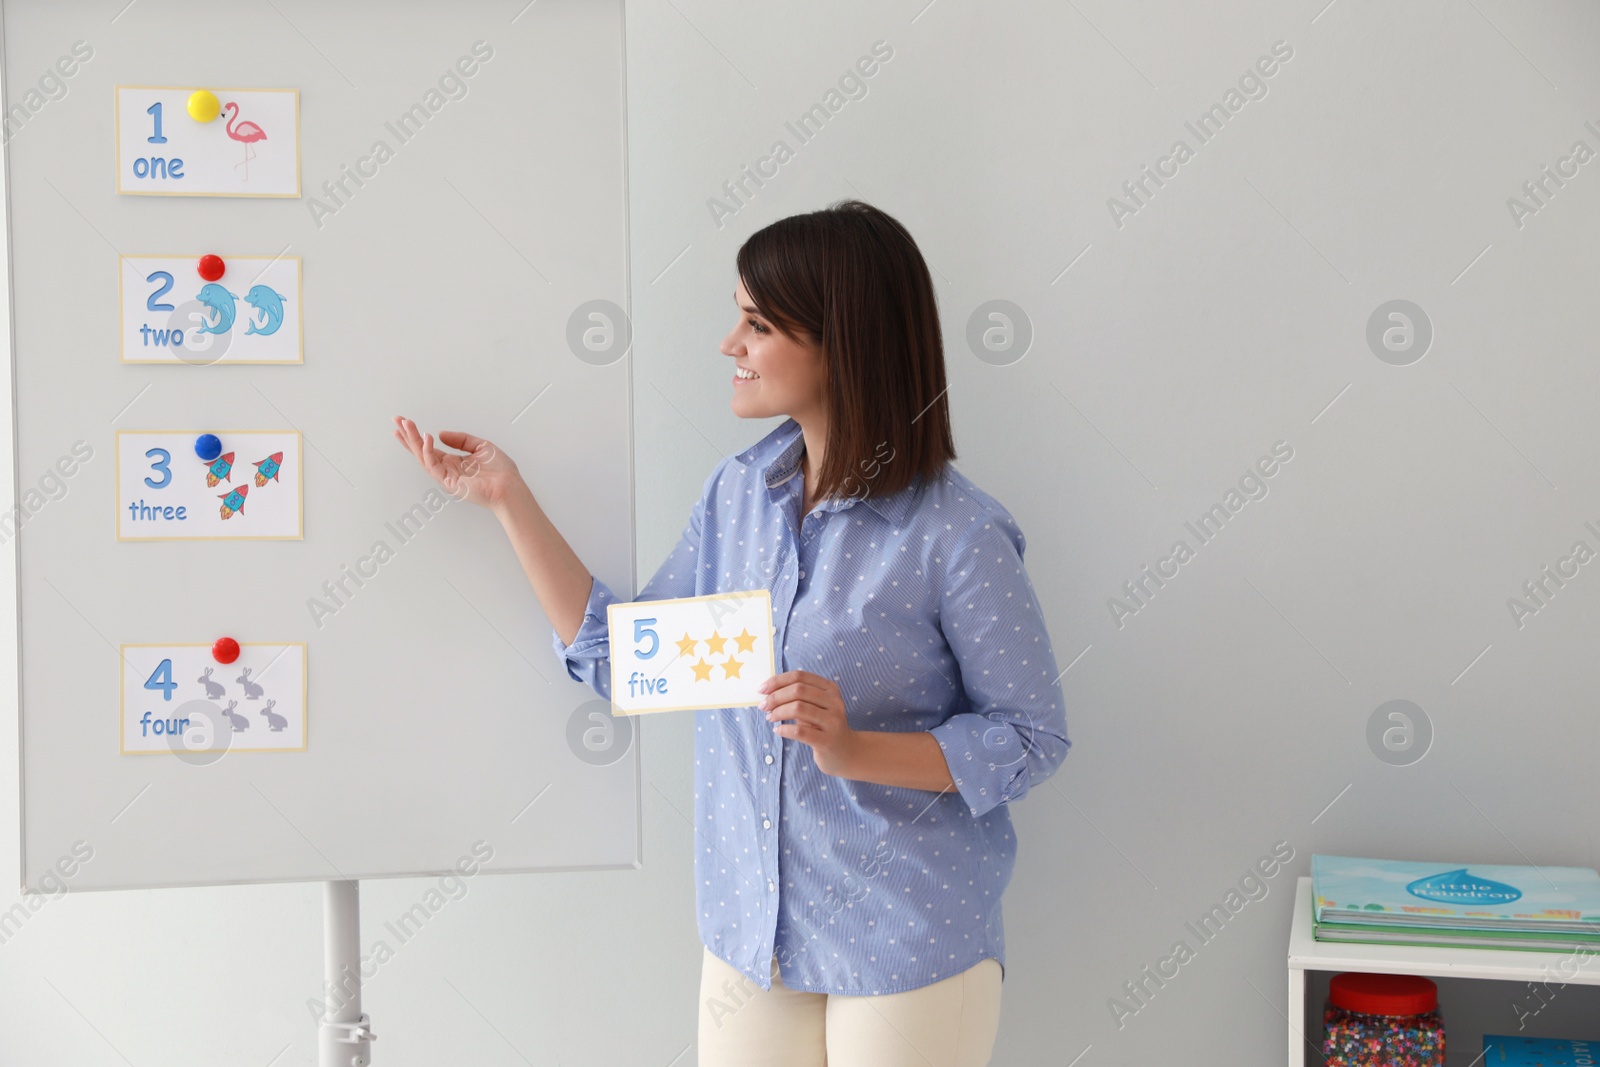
8, 0, 639, 891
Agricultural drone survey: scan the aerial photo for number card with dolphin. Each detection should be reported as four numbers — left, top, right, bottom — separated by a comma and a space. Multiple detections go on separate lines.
116, 430, 302, 541
120, 255, 303, 364
121, 642, 307, 754
115, 87, 300, 197
607, 590, 776, 716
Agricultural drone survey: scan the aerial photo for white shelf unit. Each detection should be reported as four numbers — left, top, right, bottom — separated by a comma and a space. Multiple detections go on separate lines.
1286, 875, 1600, 1066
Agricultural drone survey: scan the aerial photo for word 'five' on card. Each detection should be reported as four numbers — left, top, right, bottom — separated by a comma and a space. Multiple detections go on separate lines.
606, 591, 775, 716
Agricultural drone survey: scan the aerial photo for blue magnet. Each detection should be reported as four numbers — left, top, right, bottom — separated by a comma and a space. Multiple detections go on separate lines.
194, 434, 222, 462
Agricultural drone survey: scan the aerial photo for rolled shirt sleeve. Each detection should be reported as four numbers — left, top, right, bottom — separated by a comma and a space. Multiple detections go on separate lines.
930, 509, 1071, 818
551, 488, 706, 701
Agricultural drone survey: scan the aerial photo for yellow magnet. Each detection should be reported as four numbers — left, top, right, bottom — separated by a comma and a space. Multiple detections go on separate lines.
187, 90, 220, 123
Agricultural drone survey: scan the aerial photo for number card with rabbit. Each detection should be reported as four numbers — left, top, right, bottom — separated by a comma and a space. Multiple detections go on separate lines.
120, 643, 306, 754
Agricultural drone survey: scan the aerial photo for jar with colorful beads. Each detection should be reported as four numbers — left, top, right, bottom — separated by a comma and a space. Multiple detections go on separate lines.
1322, 972, 1445, 1066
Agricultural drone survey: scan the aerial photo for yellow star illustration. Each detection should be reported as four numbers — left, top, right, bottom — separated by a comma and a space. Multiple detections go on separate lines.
675, 632, 698, 656
733, 627, 757, 653
690, 657, 714, 682
704, 630, 728, 655
721, 655, 745, 679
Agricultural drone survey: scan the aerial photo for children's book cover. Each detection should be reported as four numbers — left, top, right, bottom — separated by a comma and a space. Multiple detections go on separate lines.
1483, 1034, 1598, 1065
1312, 855, 1600, 932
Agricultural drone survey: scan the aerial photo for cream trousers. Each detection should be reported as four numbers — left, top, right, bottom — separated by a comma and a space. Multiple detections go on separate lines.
697, 947, 1003, 1066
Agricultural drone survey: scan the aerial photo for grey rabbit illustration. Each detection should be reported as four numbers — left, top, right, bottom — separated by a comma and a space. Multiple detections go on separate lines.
198, 667, 226, 700
221, 699, 249, 733
237, 667, 264, 700
259, 699, 287, 732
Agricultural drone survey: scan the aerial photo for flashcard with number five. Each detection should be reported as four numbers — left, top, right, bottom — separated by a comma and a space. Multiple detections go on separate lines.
607, 590, 775, 716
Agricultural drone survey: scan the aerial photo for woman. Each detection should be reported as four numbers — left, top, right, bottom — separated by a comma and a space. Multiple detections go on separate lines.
393, 199, 1071, 1067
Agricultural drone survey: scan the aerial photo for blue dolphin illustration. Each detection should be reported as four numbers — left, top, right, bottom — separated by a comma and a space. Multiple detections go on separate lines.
242, 285, 287, 337
196, 283, 238, 335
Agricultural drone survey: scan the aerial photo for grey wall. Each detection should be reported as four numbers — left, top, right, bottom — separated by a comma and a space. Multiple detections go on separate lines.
5, 0, 1600, 1064
626, 0, 1600, 1057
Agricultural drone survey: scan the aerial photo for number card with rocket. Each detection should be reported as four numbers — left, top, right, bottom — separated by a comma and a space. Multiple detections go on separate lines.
115, 86, 300, 197
117, 431, 302, 540
607, 590, 775, 716
120, 255, 303, 364
121, 643, 307, 755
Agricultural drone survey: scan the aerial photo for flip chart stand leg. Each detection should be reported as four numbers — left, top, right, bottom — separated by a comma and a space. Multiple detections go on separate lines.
319, 879, 376, 1066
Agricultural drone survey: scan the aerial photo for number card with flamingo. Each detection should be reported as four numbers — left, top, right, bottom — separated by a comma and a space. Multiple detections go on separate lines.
606, 590, 776, 716
116, 430, 302, 541
119, 255, 303, 364
120, 642, 307, 755
115, 86, 300, 197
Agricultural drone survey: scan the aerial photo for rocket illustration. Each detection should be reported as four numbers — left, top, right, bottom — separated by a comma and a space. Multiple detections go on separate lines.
205, 451, 235, 487
253, 452, 282, 487
218, 483, 249, 520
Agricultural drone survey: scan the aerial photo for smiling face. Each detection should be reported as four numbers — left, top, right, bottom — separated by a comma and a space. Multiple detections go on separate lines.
723, 278, 826, 426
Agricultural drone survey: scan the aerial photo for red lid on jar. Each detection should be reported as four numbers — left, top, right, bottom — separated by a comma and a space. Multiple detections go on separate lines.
1329, 972, 1437, 1015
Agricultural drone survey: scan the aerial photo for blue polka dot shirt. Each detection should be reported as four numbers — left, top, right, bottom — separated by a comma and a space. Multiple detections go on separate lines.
552, 417, 1071, 995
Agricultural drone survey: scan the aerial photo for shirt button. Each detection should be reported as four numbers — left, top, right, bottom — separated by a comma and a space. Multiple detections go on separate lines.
768, 880, 776, 892
799, 570, 805, 578
764, 754, 774, 764
762, 819, 771, 829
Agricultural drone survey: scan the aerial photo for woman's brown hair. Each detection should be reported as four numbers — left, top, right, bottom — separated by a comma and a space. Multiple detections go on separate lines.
736, 199, 956, 505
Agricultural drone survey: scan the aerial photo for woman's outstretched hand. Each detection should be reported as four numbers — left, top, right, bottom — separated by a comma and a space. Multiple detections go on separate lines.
392, 416, 526, 512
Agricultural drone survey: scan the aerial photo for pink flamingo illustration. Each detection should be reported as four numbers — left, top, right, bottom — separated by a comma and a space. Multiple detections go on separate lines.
223, 101, 267, 181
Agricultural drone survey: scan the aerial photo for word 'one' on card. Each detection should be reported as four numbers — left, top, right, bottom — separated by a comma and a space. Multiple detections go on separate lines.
607, 591, 775, 716
120, 255, 302, 364
116, 86, 300, 197
122, 643, 306, 754
117, 430, 302, 541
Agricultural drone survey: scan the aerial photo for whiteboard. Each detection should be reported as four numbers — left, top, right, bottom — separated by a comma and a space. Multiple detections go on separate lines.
8, 0, 639, 891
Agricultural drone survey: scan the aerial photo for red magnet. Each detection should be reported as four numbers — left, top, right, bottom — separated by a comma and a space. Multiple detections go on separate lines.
212, 637, 240, 664
198, 255, 226, 281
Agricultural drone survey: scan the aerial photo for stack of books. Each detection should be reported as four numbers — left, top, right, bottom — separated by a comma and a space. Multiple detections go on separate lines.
1312, 855, 1600, 952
